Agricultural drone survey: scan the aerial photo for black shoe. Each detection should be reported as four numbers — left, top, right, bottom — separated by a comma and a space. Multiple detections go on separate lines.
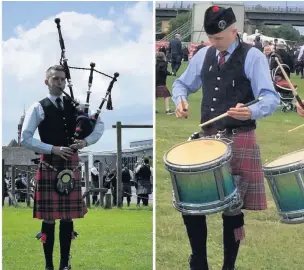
58, 264, 70, 270
166, 109, 175, 115
46, 267, 54, 270
188, 254, 209, 270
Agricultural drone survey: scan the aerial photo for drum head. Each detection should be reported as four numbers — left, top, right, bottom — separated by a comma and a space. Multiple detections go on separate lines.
264, 149, 304, 170
165, 139, 228, 166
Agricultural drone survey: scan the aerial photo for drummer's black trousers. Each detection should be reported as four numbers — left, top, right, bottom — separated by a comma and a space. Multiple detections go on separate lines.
183, 213, 243, 270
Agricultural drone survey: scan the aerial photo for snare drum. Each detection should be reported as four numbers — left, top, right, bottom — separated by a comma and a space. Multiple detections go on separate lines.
164, 137, 242, 215
263, 149, 304, 224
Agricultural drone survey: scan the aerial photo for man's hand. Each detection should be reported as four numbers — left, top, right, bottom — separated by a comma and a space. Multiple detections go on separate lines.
70, 139, 88, 150
227, 103, 252, 120
51, 146, 74, 160
175, 100, 189, 118
296, 100, 304, 117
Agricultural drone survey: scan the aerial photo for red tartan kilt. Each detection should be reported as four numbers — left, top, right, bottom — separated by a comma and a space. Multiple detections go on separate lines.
34, 153, 88, 220
156, 85, 171, 98
228, 130, 267, 210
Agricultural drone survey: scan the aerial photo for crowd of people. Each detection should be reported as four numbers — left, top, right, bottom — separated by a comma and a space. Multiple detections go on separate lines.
156, 29, 304, 116
90, 158, 153, 207
3, 172, 36, 205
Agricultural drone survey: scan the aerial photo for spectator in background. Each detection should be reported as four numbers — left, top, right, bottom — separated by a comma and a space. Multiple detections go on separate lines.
274, 38, 278, 51
276, 43, 294, 73
254, 36, 263, 52
158, 45, 167, 56
134, 158, 152, 207
168, 34, 183, 76
121, 164, 133, 207
15, 173, 26, 202
182, 45, 189, 61
90, 160, 100, 205
156, 52, 174, 115
297, 43, 304, 78
193, 40, 206, 56
294, 47, 301, 76
263, 45, 273, 68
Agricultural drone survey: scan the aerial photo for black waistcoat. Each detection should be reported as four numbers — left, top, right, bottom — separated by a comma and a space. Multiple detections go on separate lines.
136, 165, 151, 180
91, 172, 99, 183
201, 42, 256, 131
38, 96, 76, 147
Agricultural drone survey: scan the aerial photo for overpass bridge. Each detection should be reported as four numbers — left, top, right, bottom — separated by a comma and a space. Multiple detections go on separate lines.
156, 4, 304, 27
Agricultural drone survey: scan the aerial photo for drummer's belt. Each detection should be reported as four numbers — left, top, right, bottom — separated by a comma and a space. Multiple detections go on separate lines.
40, 160, 80, 196
203, 126, 255, 137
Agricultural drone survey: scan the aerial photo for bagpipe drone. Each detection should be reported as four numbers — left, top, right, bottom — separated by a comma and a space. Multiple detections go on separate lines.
54, 18, 119, 142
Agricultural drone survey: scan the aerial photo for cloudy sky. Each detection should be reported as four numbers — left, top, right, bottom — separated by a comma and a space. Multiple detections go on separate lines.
2, 1, 153, 152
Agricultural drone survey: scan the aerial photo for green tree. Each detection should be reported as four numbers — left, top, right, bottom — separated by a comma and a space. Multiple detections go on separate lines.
257, 24, 302, 41
168, 12, 191, 41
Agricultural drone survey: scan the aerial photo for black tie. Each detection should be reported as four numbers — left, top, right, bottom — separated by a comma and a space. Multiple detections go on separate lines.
55, 97, 63, 111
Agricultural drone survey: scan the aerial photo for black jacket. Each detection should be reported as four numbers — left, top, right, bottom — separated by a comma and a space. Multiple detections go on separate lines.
156, 60, 171, 86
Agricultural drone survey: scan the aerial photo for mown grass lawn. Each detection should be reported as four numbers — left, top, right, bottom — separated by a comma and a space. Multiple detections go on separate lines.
3, 205, 152, 270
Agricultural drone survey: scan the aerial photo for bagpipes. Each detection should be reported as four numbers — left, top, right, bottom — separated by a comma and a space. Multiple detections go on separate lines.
54, 18, 120, 142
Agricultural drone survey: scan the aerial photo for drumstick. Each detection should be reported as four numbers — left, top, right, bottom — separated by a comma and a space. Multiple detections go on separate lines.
198, 97, 263, 128
274, 57, 304, 109
288, 123, 304, 133
180, 96, 188, 119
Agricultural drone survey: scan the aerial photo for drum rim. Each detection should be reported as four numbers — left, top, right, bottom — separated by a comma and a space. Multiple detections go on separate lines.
163, 138, 232, 171
263, 149, 304, 174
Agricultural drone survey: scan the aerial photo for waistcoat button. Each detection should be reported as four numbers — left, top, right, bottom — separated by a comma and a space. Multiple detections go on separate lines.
210, 108, 215, 112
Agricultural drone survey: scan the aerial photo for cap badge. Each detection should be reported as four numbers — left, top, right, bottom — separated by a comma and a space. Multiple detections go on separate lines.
218, 20, 227, 30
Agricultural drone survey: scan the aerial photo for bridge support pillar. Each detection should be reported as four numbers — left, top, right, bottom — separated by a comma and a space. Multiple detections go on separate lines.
244, 23, 254, 34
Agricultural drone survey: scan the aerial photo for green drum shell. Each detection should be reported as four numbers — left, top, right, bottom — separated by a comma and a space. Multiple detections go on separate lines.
263, 150, 304, 224
164, 138, 239, 215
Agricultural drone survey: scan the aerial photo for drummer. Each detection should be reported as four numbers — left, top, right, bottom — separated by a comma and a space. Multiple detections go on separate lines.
296, 100, 304, 117
172, 6, 280, 270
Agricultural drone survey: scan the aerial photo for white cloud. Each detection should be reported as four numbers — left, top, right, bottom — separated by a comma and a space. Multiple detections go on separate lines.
2, 2, 153, 151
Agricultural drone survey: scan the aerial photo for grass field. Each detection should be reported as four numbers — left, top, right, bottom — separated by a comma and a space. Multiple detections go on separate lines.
3, 204, 152, 270
156, 62, 304, 270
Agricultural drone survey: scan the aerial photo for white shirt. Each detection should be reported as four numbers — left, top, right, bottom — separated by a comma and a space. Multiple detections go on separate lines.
21, 93, 104, 154
298, 45, 304, 61
129, 169, 134, 179
21, 177, 28, 187
91, 167, 99, 176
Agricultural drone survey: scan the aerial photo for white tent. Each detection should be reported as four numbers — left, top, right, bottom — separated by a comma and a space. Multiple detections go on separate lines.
242, 30, 287, 45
